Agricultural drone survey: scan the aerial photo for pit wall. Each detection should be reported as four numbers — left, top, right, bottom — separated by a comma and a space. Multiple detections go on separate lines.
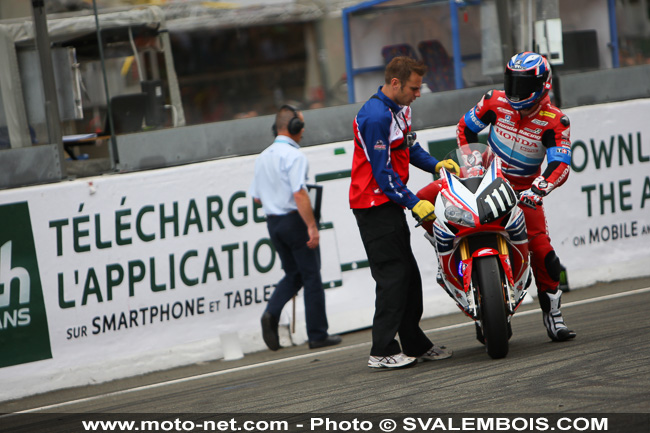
1, 99, 649, 401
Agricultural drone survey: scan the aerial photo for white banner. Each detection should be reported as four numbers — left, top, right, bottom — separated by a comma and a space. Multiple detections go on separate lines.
547, 100, 650, 284
1, 99, 649, 401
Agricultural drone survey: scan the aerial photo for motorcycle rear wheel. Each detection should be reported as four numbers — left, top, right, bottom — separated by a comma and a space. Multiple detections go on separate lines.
474, 256, 509, 359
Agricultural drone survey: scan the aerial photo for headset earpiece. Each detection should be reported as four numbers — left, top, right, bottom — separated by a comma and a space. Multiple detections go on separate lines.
273, 105, 304, 137
287, 111, 304, 136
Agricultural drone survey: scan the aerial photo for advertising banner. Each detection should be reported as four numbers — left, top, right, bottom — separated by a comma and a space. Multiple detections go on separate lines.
0, 202, 52, 368
1, 99, 649, 401
0, 157, 290, 399
546, 101, 650, 284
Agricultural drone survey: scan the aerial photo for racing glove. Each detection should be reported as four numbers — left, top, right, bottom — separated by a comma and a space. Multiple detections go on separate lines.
435, 159, 460, 176
519, 187, 544, 208
412, 199, 436, 222
531, 176, 555, 196
519, 175, 555, 208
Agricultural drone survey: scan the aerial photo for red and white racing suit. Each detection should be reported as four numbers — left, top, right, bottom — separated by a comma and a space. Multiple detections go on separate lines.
455, 90, 572, 293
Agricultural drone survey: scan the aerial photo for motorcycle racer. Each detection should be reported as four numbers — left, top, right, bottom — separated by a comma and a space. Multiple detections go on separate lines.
455, 51, 576, 342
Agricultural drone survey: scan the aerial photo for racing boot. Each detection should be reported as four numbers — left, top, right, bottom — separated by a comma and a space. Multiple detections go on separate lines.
538, 289, 576, 342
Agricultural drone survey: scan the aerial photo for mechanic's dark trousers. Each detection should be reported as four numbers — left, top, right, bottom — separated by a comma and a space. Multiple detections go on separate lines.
353, 202, 433, 357
265, 211, 329, 342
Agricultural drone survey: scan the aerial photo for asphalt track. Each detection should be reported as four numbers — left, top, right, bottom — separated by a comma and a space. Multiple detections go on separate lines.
1, 277, 650, 431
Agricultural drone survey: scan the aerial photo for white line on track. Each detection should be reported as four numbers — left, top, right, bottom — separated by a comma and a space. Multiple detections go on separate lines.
8, 286, 650, 415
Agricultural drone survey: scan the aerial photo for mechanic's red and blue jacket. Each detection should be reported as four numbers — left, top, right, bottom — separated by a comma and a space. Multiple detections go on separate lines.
349, 88, 440, 210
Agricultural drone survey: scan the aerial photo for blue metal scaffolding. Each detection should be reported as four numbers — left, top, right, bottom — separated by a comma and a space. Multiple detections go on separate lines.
342, 0, 620, 103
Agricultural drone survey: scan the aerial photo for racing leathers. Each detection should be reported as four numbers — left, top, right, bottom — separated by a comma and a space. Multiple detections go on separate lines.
350, 88, 442, 358
456, 90, 571, 296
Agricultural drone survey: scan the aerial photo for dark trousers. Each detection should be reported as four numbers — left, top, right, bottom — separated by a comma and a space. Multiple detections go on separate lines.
353, 203, 433, 357
265, 212, 328, 342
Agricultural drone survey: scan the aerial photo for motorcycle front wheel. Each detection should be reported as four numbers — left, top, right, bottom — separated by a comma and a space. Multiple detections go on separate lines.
474, 255, 509, 359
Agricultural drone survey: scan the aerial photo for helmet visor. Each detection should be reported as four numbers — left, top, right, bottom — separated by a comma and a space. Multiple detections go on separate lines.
504, 74, 542, 102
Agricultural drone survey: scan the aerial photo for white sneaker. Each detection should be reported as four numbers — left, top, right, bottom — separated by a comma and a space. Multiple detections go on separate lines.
368, 353, 417, 369
419, 344, 453, 361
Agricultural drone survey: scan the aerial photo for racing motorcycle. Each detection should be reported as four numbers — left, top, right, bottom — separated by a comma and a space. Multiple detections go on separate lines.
419, 143, 532, 359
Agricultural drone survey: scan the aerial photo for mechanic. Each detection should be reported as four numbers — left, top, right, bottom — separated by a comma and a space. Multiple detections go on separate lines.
350, 56, 457, 369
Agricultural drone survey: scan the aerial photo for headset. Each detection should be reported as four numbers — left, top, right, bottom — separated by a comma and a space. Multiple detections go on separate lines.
272, 104, 304, 137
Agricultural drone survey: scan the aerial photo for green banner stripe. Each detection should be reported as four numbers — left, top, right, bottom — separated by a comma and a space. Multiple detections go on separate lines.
319, 222, 334, 230
315, 170, 351, 182
341, 260, 370, 272
323, 280, 343, 290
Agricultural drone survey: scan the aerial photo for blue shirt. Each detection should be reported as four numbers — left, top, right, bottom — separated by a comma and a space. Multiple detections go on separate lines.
249, 136, 309, 216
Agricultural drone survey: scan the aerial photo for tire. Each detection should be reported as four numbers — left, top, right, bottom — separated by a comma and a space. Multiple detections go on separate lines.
475, 320, 510, 345
475, 322, 485, 345
474, 256, 509, 359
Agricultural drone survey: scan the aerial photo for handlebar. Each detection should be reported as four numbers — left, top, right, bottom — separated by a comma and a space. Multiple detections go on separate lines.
414, 210, 436, 227
516, 191, 537, 210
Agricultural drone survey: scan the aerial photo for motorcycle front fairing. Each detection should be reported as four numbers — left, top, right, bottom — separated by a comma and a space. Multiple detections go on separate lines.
432, 147, 531, 319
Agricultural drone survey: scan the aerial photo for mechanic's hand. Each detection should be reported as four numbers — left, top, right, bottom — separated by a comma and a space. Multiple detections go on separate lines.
435, 159, 460, 176
519, 188, 543, 209
412, 199, 436, 222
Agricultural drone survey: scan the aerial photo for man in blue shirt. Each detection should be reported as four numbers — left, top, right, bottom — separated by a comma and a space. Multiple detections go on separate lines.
249, 105, 341, 351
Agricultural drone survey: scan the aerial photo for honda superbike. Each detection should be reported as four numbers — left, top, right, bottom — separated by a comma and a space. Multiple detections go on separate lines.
421, 143, 532, 359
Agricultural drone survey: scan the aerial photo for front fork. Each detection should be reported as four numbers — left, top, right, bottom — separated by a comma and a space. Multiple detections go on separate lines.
458, 238, 478, 318
459, 234, 515, 319
496, 235, 520, 315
